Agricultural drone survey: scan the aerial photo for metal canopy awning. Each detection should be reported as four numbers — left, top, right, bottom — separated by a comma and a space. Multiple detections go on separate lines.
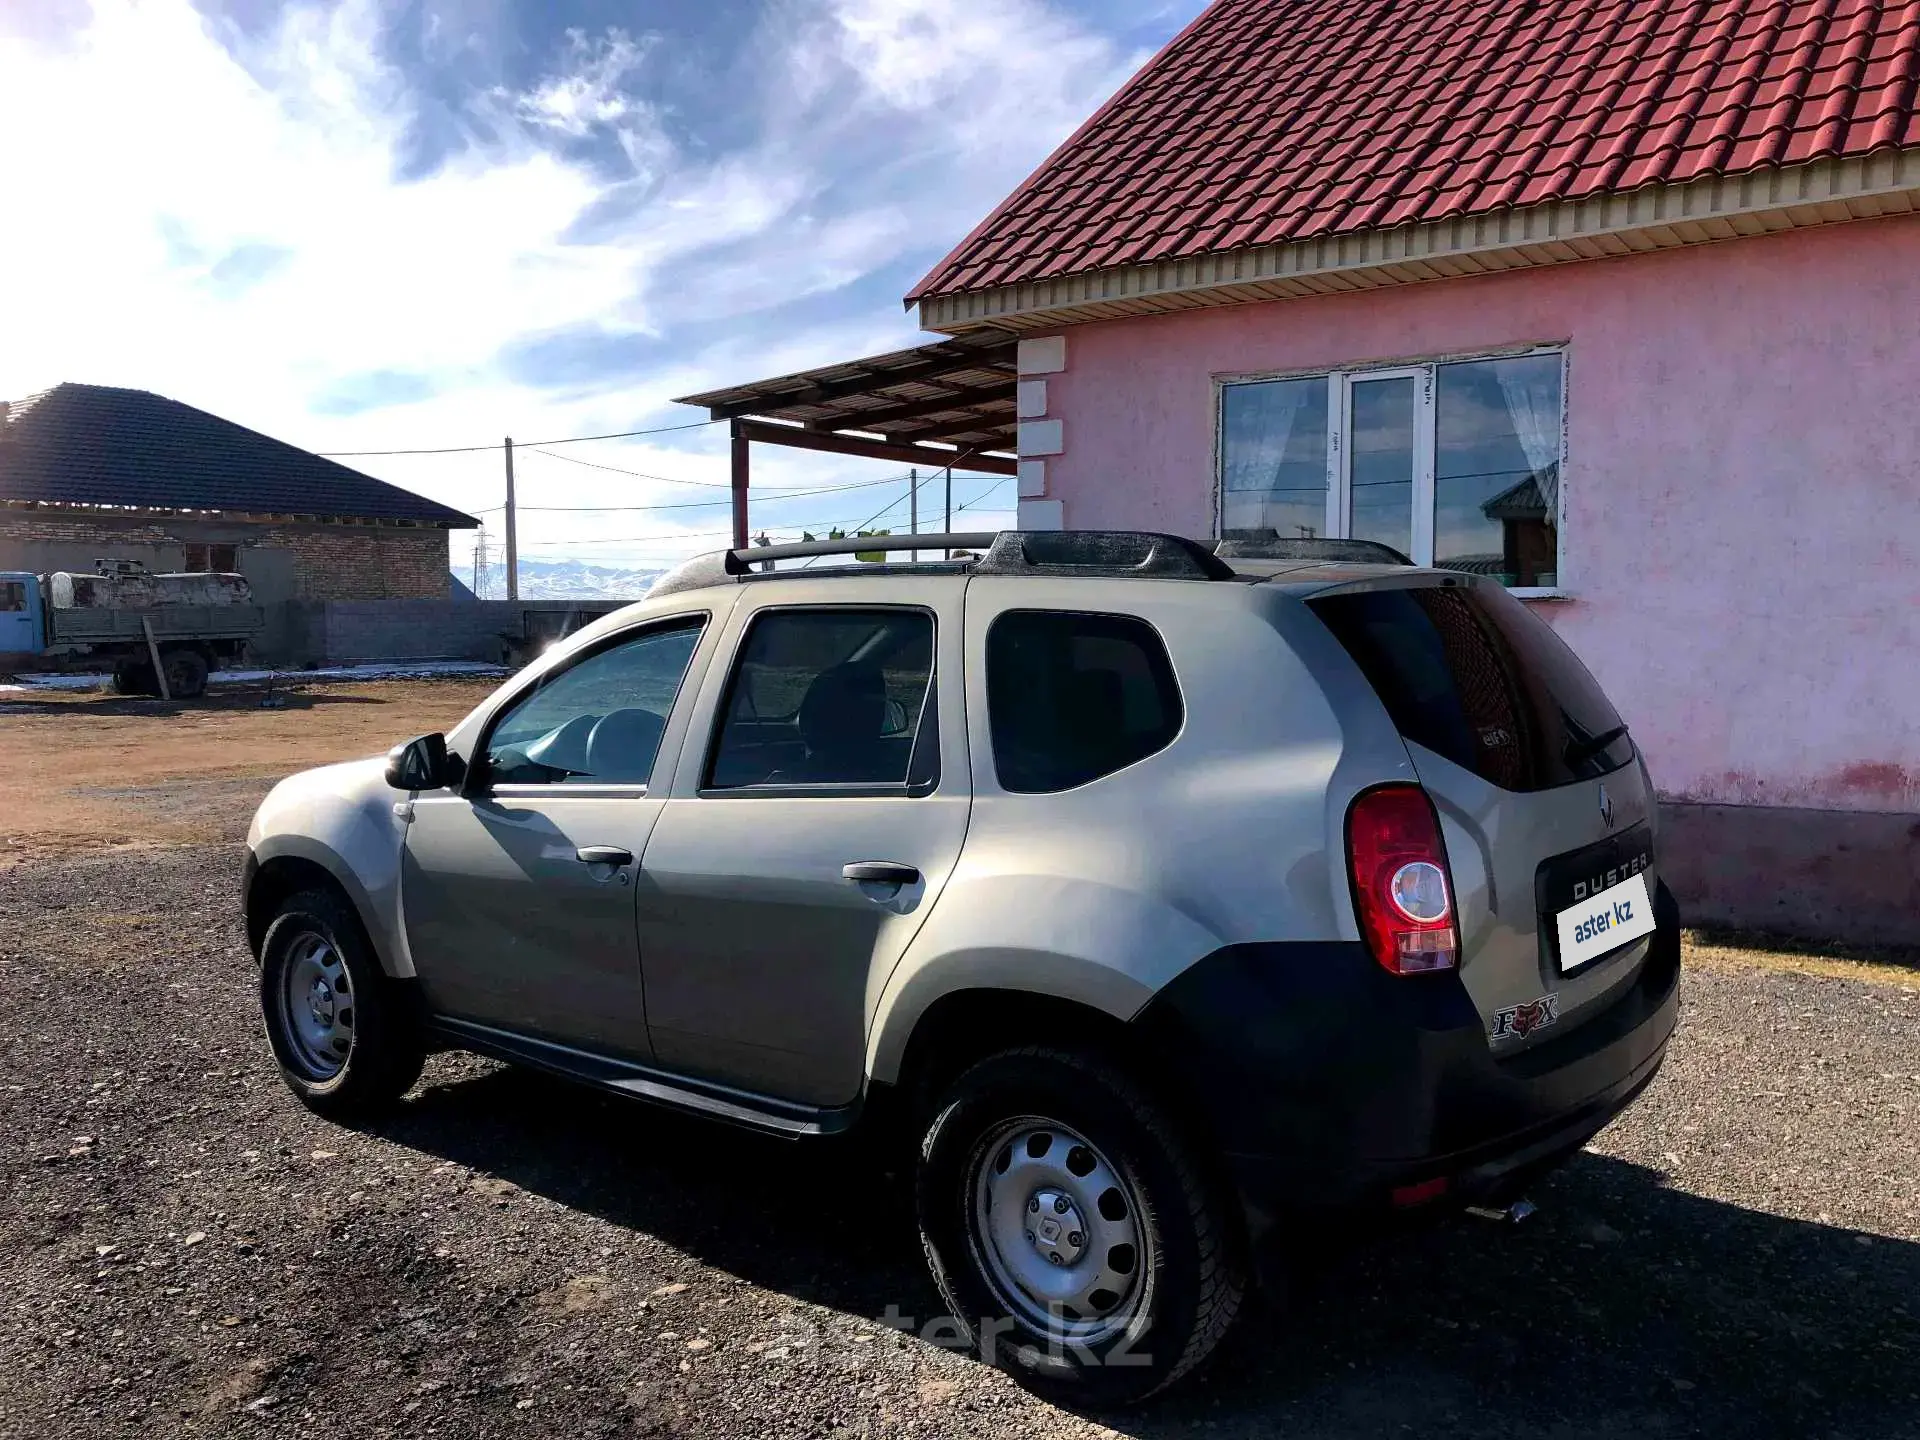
674, 329, 1020, 549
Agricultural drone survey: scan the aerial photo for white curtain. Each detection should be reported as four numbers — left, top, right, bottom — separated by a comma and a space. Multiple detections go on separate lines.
1494, 360, 1562, 528
1224, 379, 1311, 495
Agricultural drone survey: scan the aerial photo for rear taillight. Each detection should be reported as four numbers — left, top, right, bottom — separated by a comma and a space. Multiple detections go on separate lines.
1346, 784, 1459, 975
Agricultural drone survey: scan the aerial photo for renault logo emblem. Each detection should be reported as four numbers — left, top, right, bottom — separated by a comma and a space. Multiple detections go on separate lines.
1598, 784, 1616, 829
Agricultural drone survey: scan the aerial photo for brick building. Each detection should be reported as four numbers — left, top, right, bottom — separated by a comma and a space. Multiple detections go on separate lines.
0, 383, 474, 603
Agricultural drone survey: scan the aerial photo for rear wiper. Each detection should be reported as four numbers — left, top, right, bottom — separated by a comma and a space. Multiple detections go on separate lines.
1565, 722, 1630, 766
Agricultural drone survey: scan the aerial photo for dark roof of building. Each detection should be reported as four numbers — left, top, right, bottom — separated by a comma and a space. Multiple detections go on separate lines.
910, 0, 1920, 301
0, 383, 477, 527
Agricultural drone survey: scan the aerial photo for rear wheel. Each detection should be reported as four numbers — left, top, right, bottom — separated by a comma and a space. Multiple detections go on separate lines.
258, 888, 423, 1118
915, 1047, 1245, 1404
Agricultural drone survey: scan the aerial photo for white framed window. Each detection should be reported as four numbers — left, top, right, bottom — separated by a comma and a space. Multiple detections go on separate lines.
1217, 347, 1565, 592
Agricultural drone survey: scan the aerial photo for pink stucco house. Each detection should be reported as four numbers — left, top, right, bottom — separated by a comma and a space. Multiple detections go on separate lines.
907, 0, 1920, 942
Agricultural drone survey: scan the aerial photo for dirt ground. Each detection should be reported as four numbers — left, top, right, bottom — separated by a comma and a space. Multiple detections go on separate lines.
2, 685, 1917, 1438
0, 679, 497, 866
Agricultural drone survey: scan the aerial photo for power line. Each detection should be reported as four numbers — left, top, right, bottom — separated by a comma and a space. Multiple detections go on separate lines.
512, 475, 926, 512
502, 480, 1012, 551
521, 447, 740, 486
319, 417, 722, 458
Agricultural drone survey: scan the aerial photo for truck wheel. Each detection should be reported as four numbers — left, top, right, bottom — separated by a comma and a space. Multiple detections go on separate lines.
258, 888, 424, 1119
112, 660, 159, 696
915, 1047, 1245, 1404
161, 648, 208, 699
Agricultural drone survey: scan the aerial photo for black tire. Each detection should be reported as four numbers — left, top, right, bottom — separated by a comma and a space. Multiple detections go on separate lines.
258, 887, 423, 1118
915, 1046, 1245, 1405
161, 647, 208, 699
112, 660, 155, 696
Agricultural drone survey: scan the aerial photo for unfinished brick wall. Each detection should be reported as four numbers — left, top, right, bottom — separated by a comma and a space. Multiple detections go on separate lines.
245, 525, 450, 601
0, 511, 451, 601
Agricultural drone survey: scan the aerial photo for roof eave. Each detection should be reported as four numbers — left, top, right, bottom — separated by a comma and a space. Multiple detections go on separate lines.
914, 150, 1920, 335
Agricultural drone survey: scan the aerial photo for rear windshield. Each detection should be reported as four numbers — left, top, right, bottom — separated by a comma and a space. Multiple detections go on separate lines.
1309, 581, 1633, 792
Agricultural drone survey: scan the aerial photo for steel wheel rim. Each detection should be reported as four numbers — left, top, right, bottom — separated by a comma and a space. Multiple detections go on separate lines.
966, 1116, 1148, 1347
278, 931, 353, 1080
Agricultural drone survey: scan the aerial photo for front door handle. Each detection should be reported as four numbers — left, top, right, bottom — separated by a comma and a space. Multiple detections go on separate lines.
576, 845, 634, 867
842, 860, 920, 886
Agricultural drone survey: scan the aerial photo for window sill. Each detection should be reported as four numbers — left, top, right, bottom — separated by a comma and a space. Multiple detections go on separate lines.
1509, 588, 1575, 602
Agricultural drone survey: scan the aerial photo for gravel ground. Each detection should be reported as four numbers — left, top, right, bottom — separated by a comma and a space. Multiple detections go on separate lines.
2, 843, 1916, 1439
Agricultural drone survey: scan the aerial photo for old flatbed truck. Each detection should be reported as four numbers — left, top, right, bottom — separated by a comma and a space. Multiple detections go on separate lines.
0, 560, 263, 698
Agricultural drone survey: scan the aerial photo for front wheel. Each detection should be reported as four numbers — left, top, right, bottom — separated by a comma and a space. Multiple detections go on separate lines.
112, 660, 154, 696
915, 1047, 1245, 1404
258, 888, 424, 1118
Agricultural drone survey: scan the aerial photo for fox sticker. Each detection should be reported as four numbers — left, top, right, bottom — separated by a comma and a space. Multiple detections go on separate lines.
1490, 993, 1560, 1040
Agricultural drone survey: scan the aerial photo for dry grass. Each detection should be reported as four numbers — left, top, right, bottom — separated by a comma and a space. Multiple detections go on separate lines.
1683, 930, 1920, 991
0, 677, 496, 865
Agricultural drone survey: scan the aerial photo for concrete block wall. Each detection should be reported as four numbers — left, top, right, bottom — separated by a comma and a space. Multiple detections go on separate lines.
267, 599, 631, 667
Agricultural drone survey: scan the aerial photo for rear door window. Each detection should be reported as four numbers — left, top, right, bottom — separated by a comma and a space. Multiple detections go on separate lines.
987, 611, 1183, 792
705, 608, 937, 790
1309, 581, 1632, 792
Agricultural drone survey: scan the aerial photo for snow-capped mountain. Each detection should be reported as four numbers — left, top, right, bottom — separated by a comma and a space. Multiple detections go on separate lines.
458, 558, 665, 601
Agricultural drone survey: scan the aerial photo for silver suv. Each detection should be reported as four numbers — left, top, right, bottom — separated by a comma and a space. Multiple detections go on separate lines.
243, 530, 1679, 1403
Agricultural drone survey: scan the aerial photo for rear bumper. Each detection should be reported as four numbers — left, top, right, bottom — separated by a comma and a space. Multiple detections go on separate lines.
1132, 880, 1681, 1245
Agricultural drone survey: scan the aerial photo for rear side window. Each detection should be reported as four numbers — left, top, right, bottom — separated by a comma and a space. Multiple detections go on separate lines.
987, 611, 1182, 793
1309, 582, 1633, 793
706, 608, 936, 790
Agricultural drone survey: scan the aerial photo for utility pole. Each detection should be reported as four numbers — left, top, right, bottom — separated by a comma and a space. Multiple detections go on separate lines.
943, 464, 953, 559
503, 436, 519, 601
908, 467, 918, 562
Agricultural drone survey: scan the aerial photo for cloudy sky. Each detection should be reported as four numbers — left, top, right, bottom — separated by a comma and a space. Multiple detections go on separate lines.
0, 0, 1200, 576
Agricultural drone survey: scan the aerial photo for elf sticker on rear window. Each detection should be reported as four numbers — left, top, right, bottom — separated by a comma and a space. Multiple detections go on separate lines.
1490, 993, 1559, 1040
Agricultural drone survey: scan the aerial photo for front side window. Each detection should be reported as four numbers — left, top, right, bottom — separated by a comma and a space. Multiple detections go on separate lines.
1219, 349, 1564, 589
707, 608, 936, 790
987, 610, 1183, 793
0, 580, 27, 613
484, 619, 705, 786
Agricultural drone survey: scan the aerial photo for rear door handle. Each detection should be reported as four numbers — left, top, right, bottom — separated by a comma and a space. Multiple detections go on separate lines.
842, 860, 920, 886
576, 845, 634, 867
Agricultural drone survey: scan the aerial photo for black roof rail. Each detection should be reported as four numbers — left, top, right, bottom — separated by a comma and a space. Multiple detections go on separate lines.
724, 531, 996, 572
648, 533, 994, 596
647, 529, 1235, 598
1214, 533, 1415, 566
976, 530, 1235, 580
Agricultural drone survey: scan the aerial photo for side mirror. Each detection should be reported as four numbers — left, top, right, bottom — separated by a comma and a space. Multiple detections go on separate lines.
385, 732, 453, 791
879, 697, 910, 737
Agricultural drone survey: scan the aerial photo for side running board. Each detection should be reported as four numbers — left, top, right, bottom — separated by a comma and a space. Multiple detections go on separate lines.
427, 1016, 858, 1139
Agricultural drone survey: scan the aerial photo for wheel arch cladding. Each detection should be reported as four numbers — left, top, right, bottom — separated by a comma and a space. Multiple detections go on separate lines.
244, 842, 400, 977
889, 988, 1140, 1109
866, 872, 1226, 1087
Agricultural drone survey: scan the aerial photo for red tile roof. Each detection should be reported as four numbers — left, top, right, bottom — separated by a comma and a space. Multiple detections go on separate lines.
909, 0, 1920, 301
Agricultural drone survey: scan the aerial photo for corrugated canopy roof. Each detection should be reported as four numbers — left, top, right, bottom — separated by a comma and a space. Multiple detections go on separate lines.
910, 0, 1920, 302
0, 383, 477, 527
675, 330, 1019, 455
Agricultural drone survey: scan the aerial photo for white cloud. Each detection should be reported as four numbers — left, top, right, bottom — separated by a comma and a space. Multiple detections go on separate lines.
0, 0, 1172, 568
511, 28, 651, 137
